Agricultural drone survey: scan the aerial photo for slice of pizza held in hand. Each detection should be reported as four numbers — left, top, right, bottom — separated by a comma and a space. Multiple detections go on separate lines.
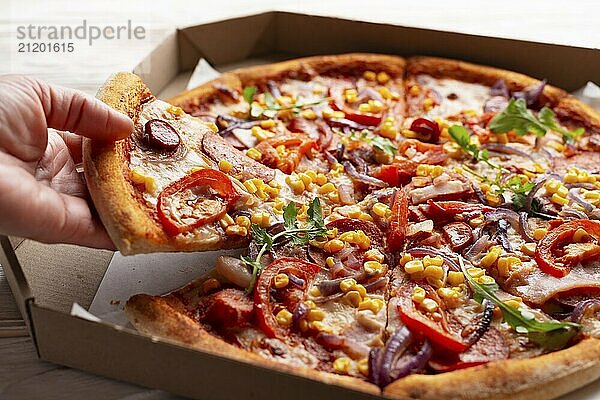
84, 54, 600, 400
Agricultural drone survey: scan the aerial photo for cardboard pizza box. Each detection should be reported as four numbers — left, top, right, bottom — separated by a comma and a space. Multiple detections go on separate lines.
1, 11, 599, 400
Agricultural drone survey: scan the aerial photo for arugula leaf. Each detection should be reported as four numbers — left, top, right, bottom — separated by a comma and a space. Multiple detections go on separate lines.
336, 128, 398, 157
459, 256, 580, 350
243, 86, 257, 105
242, 198, 328, 292
448, 125, 501, 170
490, 98, 584, 143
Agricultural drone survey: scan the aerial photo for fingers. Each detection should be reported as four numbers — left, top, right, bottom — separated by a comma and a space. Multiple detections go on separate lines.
33, 77, 133, 141
0, 165, 116, 249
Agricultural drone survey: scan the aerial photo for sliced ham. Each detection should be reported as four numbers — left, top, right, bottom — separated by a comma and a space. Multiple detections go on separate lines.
504, 262, 600, 305
410, 180, 470, 204
201, 131, 275, 182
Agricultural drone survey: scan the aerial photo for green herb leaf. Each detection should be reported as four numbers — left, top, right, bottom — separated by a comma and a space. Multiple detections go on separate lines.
490, 99, 584, 143
243, 199, 328, 292
336, 128, 398, 157
243, 86, 257, 105
448, 125, 502, 170
459, 256, 580, 350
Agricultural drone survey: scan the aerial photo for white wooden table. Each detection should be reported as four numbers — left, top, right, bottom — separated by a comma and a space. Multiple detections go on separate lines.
1, 1, 599, 398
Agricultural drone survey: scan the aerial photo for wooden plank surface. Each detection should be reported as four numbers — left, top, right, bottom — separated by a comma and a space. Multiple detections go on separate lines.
1, 1, 599, 399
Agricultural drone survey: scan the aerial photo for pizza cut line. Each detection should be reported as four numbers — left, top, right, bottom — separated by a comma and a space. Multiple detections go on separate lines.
83, 54, 600, 400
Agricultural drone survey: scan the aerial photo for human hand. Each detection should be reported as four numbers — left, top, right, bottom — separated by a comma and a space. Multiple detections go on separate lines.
0, 75, 133, 249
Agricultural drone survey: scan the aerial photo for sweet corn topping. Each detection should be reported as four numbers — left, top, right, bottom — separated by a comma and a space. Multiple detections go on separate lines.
421, 298, 439, 313
129, 168, 157, 194
467, 267, 486, 278
479, 246, 502, 268
363, 70, 376, 81
533, 228, 548, 241
521, 242, 537, 256
423, 265, 444, 280
246, 147, 262, 161
551, 193, 569, 206
235, 215, 251, 229
574, 228, 590, 242
372, 202, 391, 218
309, 286, 321, 297
344, 88, 358, 103
404, 259, 425, 274
274, 273, 289, 289
219, 213, 234, 228
412, 285, 426, 303
260, 119, 276, 129
497, 256, 522, 277
251, 125, 274, 141
358, 298, 384, 314
217, 159, 233, 173
324, 239, 345, 253
166, 105, 184, 117
447, 271, 465, 286
364, 261, 384, 275
376, 71, 390, 84
422, 98, 435, 111
416, 164, 444, 178
357, 358, 369, 376
344, 290, 362, 307
285, 174, 306, 195
338, 230, 371, 250
251, 211, 271, 228
399, 253, 413, 266
225, 225, 248, 236
276, 309, 293, 326
364, 248, 385, 263
340, 278, 358, 293
409, 85, 421, 96
307, 309, 325, 322
333, 357, 352, 374
423, 255, 444, 267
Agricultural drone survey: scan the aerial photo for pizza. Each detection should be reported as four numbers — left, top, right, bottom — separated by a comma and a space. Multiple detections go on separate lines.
83, 54, 600, 399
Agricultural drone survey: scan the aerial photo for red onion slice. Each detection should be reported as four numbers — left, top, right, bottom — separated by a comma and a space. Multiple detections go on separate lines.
389, 340, 432, 382
570, 299, 600, 323
343, 161, 387, 188
378, 327, 413, 387
407, 247, 460, 271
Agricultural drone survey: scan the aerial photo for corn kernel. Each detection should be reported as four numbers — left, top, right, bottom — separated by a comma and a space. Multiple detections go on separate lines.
365, 249, 385, 263
285, 175, 306, 195
423, 98, 435, 111
556, 186, 569, 198
423, 265, 444, 280
378, 86, 393, 100
467, 267, 486, 278
469, 216, 484, 227
379, 122, 398, 139
477, 275, 496, 285
344, 290, 362, 307
505, 299, 522, 309
358, 103, 371, 113
497, 256, 522, 277
363, 70, 376, 81
480, 246, 502, 268
309, 320, 332, 333
404, 259, 425, 274
358, 298, 384, 314
251, 125, 273, 141
357, 358, 369, 376
219, 213, 234, 228
274, 273, 289, 288
307, 309, 325, 322
217, 159, 233, 173
344, 88, 358, 103
563, 173, 578, 183
364, 261, 383, 275
533, 228, 548, 241
318, 182, 336, 194
409, 85, 421, 96
340, 278, 357, 293
368, 100, 384, 113
235, 215, 251, 229
246, 147, 262, 161
399, 253, 413, 266
333, 357, 352, 374
521, 242, 536, 256
301, 109, 317, 120
260, 119, 276, 129
574, 228, 590, 242
324, 239, 345, 253
166, 105, 184, 117
437, 287, 458, 299
423, 255, 444, 267
412, 285, 426, 303
129, 169, 157, 194
421, 298, 439, 313
354, 284, 367, 298
225, 225, 248, 236
447, 271, 465, 286
376, 71, 390, 84
276, 309, 293, 326
309, 286, 321, 297
339, 230, 371, 250
325, 256, 335, 268
298, 172, 313, 187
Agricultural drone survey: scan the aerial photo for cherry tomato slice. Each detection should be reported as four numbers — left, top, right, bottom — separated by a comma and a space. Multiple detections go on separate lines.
374, 161, 417, 187
442, 222, 474, 252
396, 282, 469, 353
387, 189, 409, 252
254, 257, 320, 339
157, 169, 238, 236
535, 220, 600, 278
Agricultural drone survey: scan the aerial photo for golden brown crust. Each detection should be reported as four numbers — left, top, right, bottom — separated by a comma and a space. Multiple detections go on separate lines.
125, 293, 380, 395
406, 56, 568, 107
384, 337, 600, 400
554, 95, 600, 135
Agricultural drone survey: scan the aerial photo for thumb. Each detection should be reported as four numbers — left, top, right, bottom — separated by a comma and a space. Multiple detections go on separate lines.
34, 78, 133, 141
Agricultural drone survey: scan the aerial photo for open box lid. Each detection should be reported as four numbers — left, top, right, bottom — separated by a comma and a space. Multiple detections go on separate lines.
1, 10, 599, 400
133, 11, 599, 97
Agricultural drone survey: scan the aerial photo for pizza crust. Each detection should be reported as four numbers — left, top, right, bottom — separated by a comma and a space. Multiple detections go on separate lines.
384, 337, 600, 400
125, 293, 380, 396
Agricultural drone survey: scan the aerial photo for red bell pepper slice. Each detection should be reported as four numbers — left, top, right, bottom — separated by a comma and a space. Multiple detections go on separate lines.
255, 134, 317, 174
157, 169, 238, 236
396, 282, 469, 353
254, 257, 320, 339
387, 189, 409, 252
535, 220, 600, 278
426, 200, 494, 219
328, 86, 382, 126
374, 160, 418, 187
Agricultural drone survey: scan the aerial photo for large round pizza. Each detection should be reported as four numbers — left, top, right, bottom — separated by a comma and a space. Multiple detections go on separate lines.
83, 54, 600, 399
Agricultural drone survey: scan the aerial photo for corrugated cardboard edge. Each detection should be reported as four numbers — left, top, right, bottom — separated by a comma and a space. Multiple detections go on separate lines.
0, 236, 38, 353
